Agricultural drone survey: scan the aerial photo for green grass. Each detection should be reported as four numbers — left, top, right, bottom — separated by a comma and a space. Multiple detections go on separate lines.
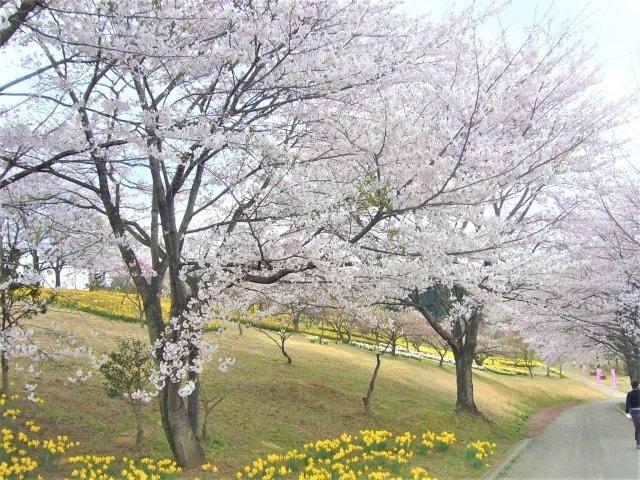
9, 307, 608, 479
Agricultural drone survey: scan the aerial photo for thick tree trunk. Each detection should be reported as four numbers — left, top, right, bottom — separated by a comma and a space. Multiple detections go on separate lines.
31, 250, 40, 275
452, 348, 479, 415
142, 289, 205, 467
1, 353, 8, 395
54, 266, 62, 288
362, 353, 382, 415
158, 381, 205, 466
188, 369, 201, 440
625, 354, 640, 382
167, 257, 205, 462
410, 287, 482, 416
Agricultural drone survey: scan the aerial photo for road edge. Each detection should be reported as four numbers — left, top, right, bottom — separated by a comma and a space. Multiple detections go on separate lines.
482, 438, 531, 480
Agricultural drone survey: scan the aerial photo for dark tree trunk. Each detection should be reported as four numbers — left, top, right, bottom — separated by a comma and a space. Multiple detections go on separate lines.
362, 353, 382, 415
132, 402, 144, 448
54, 266, 63, 288
137, 294, 145, 328
201, 415, 209, 443
409, 287, 482, 416
391, 336, 397, 356
136, 427, 144, 448
439, 354, 445, 368
280, 337, 292, 365
293, 311, 300, 332
142, 288, 205, 467
31, 249, 40, 275
1, 353, 8, 395
452, 348, 479, 414
158, 381, 205, 467
188, 368, 201, 441
0, 0, 45, 48
626, 353, 640, 382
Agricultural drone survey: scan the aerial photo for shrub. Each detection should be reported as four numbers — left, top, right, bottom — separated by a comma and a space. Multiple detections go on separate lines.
99, 338, 155, 448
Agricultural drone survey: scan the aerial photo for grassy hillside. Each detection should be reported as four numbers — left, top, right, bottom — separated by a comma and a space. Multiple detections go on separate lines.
7, 307, 608, 479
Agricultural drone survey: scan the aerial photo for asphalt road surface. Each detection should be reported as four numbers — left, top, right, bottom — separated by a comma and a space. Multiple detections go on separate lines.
499, 400, 640, 479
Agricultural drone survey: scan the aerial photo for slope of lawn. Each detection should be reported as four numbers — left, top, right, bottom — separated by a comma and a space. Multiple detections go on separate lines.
9, 307, 609, 479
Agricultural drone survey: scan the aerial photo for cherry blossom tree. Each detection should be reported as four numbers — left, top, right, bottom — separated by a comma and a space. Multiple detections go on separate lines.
15, 198, 114, 287
0, 0, 425, 466
523, 171, 640, 380
0, 0, 627, 460
0, 182, 104, 398
358, 308, 396, 416
293, 5, 624, 414
0, 203, 46, 393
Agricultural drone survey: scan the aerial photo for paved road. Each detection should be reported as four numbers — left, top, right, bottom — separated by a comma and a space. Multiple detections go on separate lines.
499, 400, 640, 479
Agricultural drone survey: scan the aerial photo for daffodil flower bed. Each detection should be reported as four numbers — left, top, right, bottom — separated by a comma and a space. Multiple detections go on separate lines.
232, 428, 489, 480
434, 432, 456, 453
50, 289, 223, 332
51, 289, 171, 324
0, 393, 200, 480
1, 393, 80, 479
66, 455, 182, 479
465, 441, 496, 468
1, 391, 499, 479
